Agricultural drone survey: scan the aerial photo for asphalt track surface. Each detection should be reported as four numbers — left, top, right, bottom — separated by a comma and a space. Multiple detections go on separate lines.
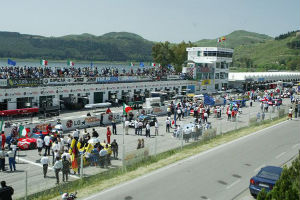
84, 119, 300, 200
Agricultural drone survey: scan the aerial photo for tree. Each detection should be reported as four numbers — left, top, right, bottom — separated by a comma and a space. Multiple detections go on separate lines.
152, 41, 174, 69
171, 41, 193, 72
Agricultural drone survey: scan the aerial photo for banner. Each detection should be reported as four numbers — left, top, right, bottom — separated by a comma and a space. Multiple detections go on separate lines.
7, 79, 43, 87
201, 79, 211, 86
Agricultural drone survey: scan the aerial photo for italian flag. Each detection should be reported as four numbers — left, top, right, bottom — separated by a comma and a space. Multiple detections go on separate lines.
40, 59, 48, 66
19, 125, 30, 137
67, 60, 74, 66
130, 62, 134, 67
123, 103, 133, 115
151, 62, 156, 67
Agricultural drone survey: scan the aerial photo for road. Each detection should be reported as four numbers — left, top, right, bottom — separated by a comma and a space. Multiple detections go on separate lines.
84, 119, 300, 200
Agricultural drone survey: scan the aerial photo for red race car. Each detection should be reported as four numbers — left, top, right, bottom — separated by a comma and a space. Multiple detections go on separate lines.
17, 138, 37, 150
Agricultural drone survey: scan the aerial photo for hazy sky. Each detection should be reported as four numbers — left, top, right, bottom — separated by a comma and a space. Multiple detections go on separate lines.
0, 0, 299, 42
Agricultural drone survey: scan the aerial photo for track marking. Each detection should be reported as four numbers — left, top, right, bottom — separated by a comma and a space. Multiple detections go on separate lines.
16, 157, 80, 179
275, 152, 286, 159
254, 164, 265, 172
226, 179, 241, 189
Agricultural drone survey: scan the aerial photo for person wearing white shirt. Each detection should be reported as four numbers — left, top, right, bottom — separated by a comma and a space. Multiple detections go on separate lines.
36, 136, 44, 156
40, 155, 49, 178
146, 123, 150, 137
44, 134, 51, 156
155, 121, 159, 136
72, 129, 79, 140
125, 120, 130, 135
134, 120, 139, 135
53, 157, 63, 184
61, 150, 71, 162
52, 141, 60, 164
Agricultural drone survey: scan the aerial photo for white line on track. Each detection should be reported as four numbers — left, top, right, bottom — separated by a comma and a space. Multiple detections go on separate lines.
17, 157, 80, 179
275, 152, 286, 159
226, 179, 241, 189
84, 120, 289, 200
254, 164, 265, 172
292, 143, 300, 149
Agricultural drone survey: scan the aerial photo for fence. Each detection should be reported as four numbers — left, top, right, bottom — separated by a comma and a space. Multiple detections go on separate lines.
14, 100, 293, 199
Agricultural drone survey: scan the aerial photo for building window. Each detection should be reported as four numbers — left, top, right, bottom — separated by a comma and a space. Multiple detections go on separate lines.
216, 63, 220, 68
215, 73, 219, 79
220, 72, 225, 79
209, 73, 214, 79
197, 51, 201, 56
215, 84, 219, 90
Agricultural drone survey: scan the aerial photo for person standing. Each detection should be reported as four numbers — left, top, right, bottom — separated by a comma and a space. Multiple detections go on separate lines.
1, 131, 6, 149
112, 119, 117, 135
92, 128, 99, 138
155, 121, 159, 136
106, 127, 111, 144
44, 134, 51, 156
203, 112, 208, 123
146, 122, 150, 137
40, 155, 49, 178
7, 148, 16, 171
137, 139, 142, 149
72, 129, 80, 141
138, 121, 143, 135
288, 107, 293, 120
0, 148, 5, 171
53, 157, 63, 184
177, 108, 181, 121
294, 104, 298, 118
110, 139, 118, 159
36, 136, 44, 156
165, 118, 170, 133
62, 156, 70, 182
134, 119, 139, 135
262, 112, 265, 121
125, 120, 130, 135
0, 181, 14, 200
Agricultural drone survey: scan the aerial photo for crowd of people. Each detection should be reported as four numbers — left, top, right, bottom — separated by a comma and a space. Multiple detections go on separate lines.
0, 65, 177, 79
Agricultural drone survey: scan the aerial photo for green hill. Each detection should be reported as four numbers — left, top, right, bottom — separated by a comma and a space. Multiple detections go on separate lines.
0, 31, 154, 61
194, 30, 273, 49
233, 31, 300, 71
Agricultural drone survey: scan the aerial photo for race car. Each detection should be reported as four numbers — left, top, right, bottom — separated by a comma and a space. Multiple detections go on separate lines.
17, 137, 37, 150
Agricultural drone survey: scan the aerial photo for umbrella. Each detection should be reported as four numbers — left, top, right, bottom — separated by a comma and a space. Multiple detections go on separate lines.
88, 138, 100, 144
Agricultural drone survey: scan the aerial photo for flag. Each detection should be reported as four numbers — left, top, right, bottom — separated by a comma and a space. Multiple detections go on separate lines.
123, 103, 133, 115
217, 38, 221, 43
40, 59, 48, 66
139, 62, 144, 67
18, 125, 29, 137
7, 59, 16, 66
130, 62, 134, 67
0, 118, 3, 132
221, 36, 226, 41
67, 60, 74, 66
90, 61, 93, 67
204, 95, 215, 106
158, 63, 161, 67
151, 63, 156, 67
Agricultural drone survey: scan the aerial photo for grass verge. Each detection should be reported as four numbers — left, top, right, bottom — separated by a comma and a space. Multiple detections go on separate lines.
21, 116, 288, 200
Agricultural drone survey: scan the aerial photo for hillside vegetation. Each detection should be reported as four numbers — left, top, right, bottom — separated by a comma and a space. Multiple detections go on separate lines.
0, 31, 153, 61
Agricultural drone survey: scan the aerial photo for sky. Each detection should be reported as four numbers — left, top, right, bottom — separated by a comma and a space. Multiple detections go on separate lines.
0, 0, 299, 43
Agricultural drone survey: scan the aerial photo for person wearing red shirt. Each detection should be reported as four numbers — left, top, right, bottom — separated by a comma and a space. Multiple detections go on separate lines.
1, 132, 6, 149
106, 127, 111, 144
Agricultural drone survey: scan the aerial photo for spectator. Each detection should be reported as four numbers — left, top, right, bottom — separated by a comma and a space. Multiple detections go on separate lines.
62, 156, 70, 182
125, 120, 130, 135
155, 121, 159, 136
37, 136, 43, 156
145, 122, 150, 137
110, 139, 118, 159
0, 148, 5, 171
7, 148, 16, 171
44, 134, 51, 156
112, 119, 117, 135
166, 118, 170, 133
40, 155, 49, 178
92, 128, 99, 138
53, 157, 63, 184
106, 127, 111, 144
1, 132, 6, 149
0, 181, 14, 200
137, 139, 142, 149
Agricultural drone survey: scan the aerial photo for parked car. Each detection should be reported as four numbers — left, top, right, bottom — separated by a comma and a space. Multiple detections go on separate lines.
129, 114, 157, 128
249, 166, 282, 197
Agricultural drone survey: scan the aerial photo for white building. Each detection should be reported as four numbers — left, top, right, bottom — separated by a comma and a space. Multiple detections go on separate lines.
184, 47, 234, 93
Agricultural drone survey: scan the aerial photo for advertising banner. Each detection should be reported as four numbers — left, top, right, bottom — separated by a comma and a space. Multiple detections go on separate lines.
7, 79, 43, 87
